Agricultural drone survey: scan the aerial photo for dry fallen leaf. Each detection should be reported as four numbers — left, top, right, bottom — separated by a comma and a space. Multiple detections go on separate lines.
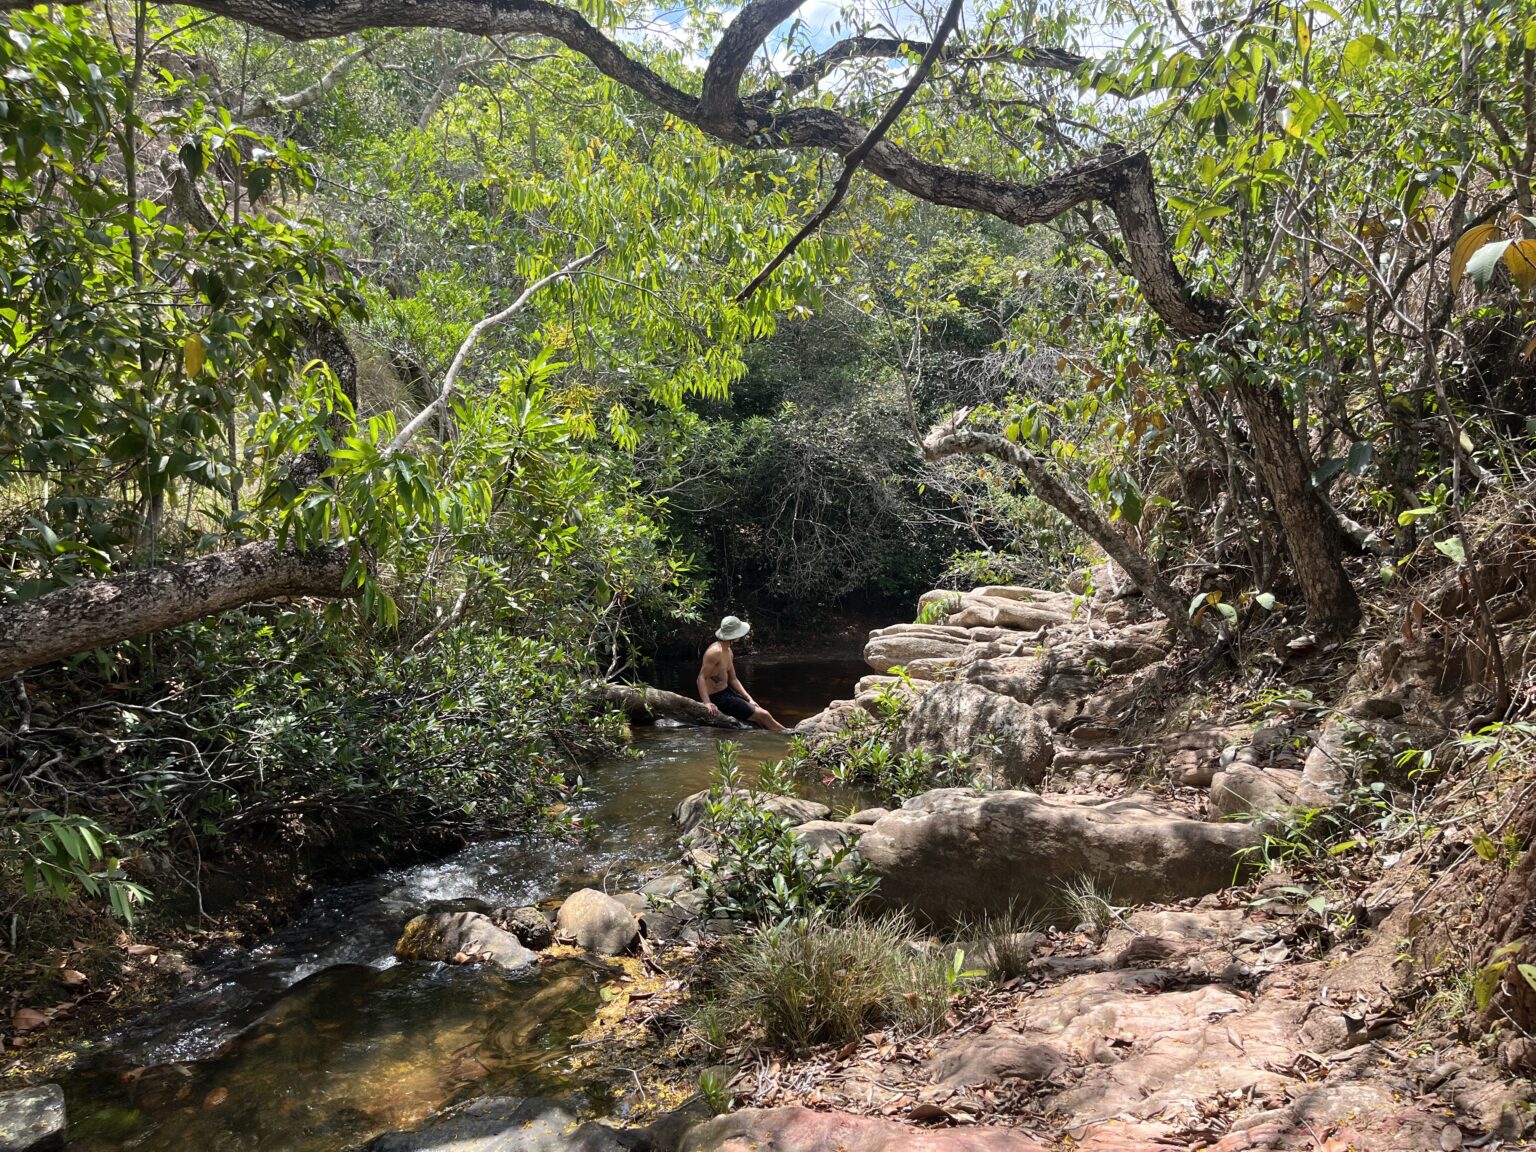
909, 1102, 951, 1123
125, 943, 158, 957
60, 969, 88, 987
12, 1008, 49, 1032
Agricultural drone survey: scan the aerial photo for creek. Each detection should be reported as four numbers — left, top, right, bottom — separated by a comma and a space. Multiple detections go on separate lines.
58, 654, 868, 1152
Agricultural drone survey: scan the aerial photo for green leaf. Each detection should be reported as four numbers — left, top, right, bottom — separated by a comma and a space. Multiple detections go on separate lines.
1310, 456, 1346, 489
1397, 506, 1438, 526
1254, 592, 1278, 611
1435, 537, 1467, 565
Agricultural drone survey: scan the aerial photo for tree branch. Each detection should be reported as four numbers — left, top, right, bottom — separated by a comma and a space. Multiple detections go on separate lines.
698, 0, 809, 127
737, 0, 966, 301
234, 36, 387, 118
0, 543, 357, 678
384, 244, 608, 455
752, 37, 1087, 103
49, 0, 1225, 337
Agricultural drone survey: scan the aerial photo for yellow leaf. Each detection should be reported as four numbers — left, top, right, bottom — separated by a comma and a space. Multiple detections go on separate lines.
1522, 330, 1536, 361
1451, 223, 1499, 291
1294, 10, 1311, 54
183, 333, 205, 377
1504, 238, 1536, 293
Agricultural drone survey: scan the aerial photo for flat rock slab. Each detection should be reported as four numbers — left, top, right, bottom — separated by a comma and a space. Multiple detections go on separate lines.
369, 1096, 640, 1151
863, 623, 1010, 676
858, 788, 1260, 923
0, 1084, 64, 1152
678, 1106, 1049, 1152
928, 1034, 1063, 1088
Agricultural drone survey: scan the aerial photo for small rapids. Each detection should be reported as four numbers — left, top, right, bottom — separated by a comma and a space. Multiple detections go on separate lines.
59, 655, 868, 1152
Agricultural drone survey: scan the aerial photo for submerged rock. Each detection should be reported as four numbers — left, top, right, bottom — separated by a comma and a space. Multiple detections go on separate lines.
555, 888, 638, 956
394, 911, 538, 972
673, 789, 829, 839
369, 1096, 640, 1151
857, 788, 1260, 923
0, 1084, 65, 1152
895, 682, 1054, 787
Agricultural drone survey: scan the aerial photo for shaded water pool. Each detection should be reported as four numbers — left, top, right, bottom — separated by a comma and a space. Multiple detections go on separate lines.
58, 655, 868, 1151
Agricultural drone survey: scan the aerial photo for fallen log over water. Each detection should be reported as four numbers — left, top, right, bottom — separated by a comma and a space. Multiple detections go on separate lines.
594, 682, 743, 729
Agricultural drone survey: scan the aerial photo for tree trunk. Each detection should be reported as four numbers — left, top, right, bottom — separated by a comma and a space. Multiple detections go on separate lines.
0, 543, 357, 678
594, 682, 745, 729
1227, 375, 1360, 635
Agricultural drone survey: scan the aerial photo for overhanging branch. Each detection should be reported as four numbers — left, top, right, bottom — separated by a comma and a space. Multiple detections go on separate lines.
27, 0, 1227, 338
0, 543, 358, 678
736, 0, 966, 300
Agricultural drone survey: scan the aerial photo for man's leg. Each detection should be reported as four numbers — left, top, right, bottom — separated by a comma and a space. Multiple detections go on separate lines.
750, 706, 787, 733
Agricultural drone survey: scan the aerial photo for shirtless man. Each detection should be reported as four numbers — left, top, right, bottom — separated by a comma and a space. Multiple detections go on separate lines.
696, 615, 786, 731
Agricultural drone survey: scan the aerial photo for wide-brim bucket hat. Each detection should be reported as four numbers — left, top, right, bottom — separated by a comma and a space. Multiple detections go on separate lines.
716, 616, 751, 641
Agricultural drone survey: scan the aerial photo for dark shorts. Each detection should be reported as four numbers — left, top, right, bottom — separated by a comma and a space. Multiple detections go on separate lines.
710, 688, 757, 723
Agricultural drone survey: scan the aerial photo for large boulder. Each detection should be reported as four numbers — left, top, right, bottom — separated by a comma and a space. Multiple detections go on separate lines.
857, 789, 1260, 924
0, 1084, 65, 1152
863, 623, 1008, 676
674, 789, 829, 839
678, 1106, 1048, 1152
946, 590, 1073, 632
963, 656, 1047, 703
895, 682, 1053, 787
555, 888, 639, 955
790, 699, 870, 744
394, 911, 538, 972
1209, 766, 1302, 820
790, 820, 865, 859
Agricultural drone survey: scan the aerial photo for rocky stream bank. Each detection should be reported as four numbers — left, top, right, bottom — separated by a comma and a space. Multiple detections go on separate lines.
10, 565, 1536, 1151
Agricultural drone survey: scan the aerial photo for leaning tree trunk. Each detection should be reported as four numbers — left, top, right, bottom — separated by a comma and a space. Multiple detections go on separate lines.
922, 417, 1196, 640
1228, 375, 1361, 636
0, 542, 356, 678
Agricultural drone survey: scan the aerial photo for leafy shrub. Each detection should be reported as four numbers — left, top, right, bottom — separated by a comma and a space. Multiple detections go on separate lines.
709, 911, 978, 1051
0, 617, 618, 922
915, 594, 960, 625
2, 811, 150, 923
775, 691, 982, 805
685, 744, 875, 924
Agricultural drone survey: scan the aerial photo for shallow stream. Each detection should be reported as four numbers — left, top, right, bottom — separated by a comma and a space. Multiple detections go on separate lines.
60, 655, 868, 1151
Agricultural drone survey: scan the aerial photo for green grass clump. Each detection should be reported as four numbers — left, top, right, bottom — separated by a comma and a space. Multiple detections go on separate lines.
708, 911, 976, 1052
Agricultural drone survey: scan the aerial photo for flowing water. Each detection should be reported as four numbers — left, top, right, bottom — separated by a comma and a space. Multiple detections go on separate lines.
59, 655, 868, 1152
